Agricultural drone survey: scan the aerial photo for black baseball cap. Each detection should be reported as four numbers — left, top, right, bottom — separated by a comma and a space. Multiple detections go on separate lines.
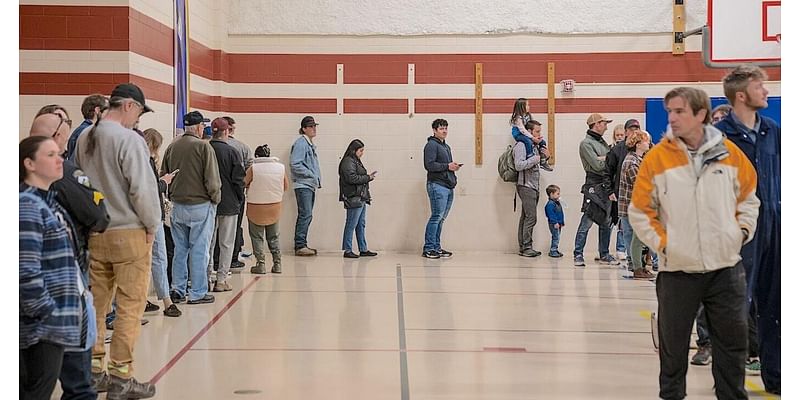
110, 83, 153, 113
183, 111, 210, 127
301, 116, 319, 128
624, 119, 641, 130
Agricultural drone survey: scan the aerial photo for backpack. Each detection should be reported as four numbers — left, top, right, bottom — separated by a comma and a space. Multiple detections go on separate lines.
497, 145, 518, 182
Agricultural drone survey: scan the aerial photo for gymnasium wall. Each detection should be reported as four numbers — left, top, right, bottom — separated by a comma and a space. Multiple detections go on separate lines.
19, 1, 782, 253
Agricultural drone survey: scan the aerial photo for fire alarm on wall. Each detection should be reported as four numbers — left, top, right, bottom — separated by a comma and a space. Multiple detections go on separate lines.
560, 79, 575, 93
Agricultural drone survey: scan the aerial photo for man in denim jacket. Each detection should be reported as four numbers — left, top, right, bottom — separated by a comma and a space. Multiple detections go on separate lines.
291, 116, 322, 256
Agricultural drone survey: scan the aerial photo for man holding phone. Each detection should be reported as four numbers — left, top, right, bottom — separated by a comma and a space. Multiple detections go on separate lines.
422, 118, 460, 259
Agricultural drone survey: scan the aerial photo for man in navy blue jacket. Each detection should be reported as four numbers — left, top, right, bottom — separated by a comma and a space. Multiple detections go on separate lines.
715, 65, 780, 395
422, 119, 461, 259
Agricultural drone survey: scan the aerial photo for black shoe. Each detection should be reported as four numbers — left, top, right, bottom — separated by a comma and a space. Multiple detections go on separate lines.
360, 250, 378, 257
169, 291, 186, 304
343, 251, 359, 259
91, 371, 111, 393
107, 374, 156, 400
106, 320, 114, 331
144, 301, 160, 313
163, 304, 182, 317
187, 294, 215, 305
230, 260, 246, 269
422, 250, 441, 259
437, 249, 453, 258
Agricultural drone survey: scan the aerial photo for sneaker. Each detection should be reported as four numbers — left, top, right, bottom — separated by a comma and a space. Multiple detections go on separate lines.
144, 301, 160, 313
240, 251, 252, 258
548, 251, 563, 258
250, 264, 267, 274
230, 260, 246, 270
107, 374, 156, 400
540, 162, 554, 172
170, 291, 186, 304
616, 251, 627, 260
745, 358, 761, 375
92, 371, 111, 393
187, 294, 215, 305
360, 250, 378, 257
574, 255, 586, 267
691, 345, 712, 365
295, 247, 316, 257
633, 269, 656, 280
598, 255, 620, 265
422, 250, 441, 259
437, 249, 453, 258
343, 251, 359, 259
213, 281, 233, 292
163, 304, 182, 317
518, 249, 542, 257
271, 263, 282, 274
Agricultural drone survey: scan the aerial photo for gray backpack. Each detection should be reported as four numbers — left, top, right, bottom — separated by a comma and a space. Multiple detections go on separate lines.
497, 145, 518, 182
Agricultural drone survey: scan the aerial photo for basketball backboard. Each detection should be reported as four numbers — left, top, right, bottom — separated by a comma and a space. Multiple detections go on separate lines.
705, 0, 780, 67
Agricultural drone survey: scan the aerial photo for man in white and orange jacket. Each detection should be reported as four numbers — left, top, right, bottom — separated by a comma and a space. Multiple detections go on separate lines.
629, 87, 759, 400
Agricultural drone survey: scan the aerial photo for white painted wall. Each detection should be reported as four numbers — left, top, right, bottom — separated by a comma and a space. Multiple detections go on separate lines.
228, 0, 707, 36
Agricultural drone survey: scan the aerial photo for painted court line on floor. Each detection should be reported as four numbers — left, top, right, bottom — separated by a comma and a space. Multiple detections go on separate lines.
149, 276, 262, 385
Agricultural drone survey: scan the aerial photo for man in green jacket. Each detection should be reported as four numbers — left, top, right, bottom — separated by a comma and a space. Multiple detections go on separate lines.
573, 113, 619, 267
161, 111, 221, 305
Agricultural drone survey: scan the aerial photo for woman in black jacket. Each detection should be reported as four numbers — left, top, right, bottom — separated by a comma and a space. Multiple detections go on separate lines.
338, 139, 377, 258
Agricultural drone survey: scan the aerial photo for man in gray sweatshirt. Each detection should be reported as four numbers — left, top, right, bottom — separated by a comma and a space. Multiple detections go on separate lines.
75, 83, 160, 399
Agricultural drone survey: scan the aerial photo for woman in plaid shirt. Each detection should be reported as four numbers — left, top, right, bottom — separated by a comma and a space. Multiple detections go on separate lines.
618, 130, 656, 280
19, 136, 83, 400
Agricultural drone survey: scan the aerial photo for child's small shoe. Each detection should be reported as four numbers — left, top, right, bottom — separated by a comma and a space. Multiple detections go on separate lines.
540, 162, 554, 172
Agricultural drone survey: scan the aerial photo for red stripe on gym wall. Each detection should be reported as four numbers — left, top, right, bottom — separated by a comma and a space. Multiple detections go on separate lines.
21, 5, 782, 86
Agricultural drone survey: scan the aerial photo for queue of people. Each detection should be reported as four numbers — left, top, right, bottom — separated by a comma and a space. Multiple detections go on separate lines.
19, 63, 780, 400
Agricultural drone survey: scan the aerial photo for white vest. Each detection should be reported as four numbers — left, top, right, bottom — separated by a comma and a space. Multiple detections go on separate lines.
248, 157, 285, 204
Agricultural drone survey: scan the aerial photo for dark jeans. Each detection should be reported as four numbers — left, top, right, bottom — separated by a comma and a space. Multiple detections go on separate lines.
294, 188, 316, 249
20, 341, 65, 400
573, 212, 611, 258
164, 224, 174, 286
516, 185, 539, 251
656, 263, 748, 400
59, 348, 97, 400
548, 223, 561, 254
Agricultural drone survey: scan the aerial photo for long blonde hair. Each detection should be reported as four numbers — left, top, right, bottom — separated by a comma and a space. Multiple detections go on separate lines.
143, 128, 163, 162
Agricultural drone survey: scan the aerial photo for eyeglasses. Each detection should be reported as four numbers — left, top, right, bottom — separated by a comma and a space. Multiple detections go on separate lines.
50, 112, 72, 129
128, 100, 145, 116
52, 117, 64, 138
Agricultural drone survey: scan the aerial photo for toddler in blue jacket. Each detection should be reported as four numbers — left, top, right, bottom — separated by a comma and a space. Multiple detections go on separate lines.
544, 184, 565, 257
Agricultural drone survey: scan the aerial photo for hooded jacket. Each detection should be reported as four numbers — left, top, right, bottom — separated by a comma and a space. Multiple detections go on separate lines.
628, 124, 759, 273
423, 136, 457, 189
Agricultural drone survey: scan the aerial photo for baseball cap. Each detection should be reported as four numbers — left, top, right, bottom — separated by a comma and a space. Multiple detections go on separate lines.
586, 113, 613, 126
301, 116, 319, 128
624, 119, 641, 130
110, 83, 153, 113
211, 117, 230, 132
183, 111, 210, 127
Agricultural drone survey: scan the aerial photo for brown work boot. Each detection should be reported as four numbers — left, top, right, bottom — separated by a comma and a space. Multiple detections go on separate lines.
213, 280, 233, 292
633, 269, 656, 280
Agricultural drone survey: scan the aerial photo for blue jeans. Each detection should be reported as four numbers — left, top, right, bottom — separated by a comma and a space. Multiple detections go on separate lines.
548, 223, 561, 254
573, 212, 611, 258
170, 202, 216, 301
423, 182, 454, 252
294, 188, 316, 249
342, 204, 368, 252
151, 224, 170, 300
619, 216, 634, 261
616, 227, 626, 253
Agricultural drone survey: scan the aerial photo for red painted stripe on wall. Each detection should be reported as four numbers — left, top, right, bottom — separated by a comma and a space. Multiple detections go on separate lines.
415, 99, 475, 114
226, 98, 338, 114
344, 99, 408, 114
416, 98, 646, 114
20, 72, 172, 105
20, 5, 782, 85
